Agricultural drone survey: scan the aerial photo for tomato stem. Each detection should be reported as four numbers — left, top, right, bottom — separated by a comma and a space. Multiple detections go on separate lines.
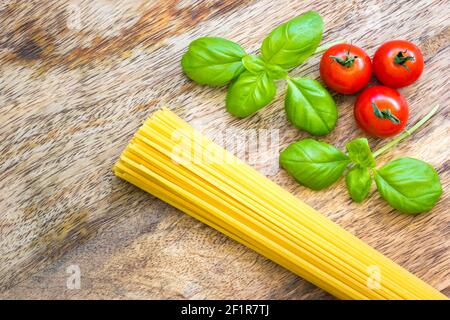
314, 40, 345, 55
372, 102, 401, 124
329, 54, 358, 68
394, 50, 415, 71
373, 104, 440, 158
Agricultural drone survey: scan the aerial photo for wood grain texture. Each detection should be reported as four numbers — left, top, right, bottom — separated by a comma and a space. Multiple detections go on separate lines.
0, 0, 449, 299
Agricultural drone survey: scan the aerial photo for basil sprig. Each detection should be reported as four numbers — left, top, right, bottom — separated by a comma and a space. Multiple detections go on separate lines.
346, 166, 372, 203
346, 138, 376, 168
280, 137, 442, 214
181, 11, 336, 135
285, 78, 337, 136
374, 158, 442, 214
226, 71, 276, 118
242, 55, 287, 80
279, 139, 350, 190
261, 11, 323, 69
181, 37, 246, 86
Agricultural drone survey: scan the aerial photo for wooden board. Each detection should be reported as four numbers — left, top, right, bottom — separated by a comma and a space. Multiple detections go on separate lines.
0, 0, 449, 299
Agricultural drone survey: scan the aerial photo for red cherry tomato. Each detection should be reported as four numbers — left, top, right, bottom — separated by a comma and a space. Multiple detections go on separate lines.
373, 40, 424, 88
320, 43, 372, 94
354, 86, 409, 138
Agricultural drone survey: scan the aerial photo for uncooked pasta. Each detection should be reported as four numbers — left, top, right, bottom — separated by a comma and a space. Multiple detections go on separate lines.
113, 108, 445, 300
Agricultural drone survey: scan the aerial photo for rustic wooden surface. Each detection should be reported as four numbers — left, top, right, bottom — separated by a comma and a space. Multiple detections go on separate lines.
0, 0, 449, 300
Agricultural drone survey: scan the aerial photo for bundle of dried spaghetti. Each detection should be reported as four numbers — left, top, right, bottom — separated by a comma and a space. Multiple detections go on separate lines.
113, 108, 445, 300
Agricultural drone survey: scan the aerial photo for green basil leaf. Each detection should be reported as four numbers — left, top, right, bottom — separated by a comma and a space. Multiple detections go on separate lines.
261, 11, 323, 69
280, 139, 350, 190
374, 157, 442, 214
346, 138, 376, 168
181, 37, 246, 86
226, 71, 276, 118
285, 77, 337, 136
242, 55, 288, 80
345, 166, 372, 203
266, 63, 288, 80
242, 55, 266, 74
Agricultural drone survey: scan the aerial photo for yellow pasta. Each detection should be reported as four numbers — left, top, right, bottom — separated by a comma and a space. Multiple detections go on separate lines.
113, 108, 446, 300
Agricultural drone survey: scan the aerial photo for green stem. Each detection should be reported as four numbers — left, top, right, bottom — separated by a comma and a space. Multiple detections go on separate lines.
373, 104, 439, 158
394, 50, 415, 71
314, 40, 345, 55
372, 102, 401, 124
329, 54, 358, 68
